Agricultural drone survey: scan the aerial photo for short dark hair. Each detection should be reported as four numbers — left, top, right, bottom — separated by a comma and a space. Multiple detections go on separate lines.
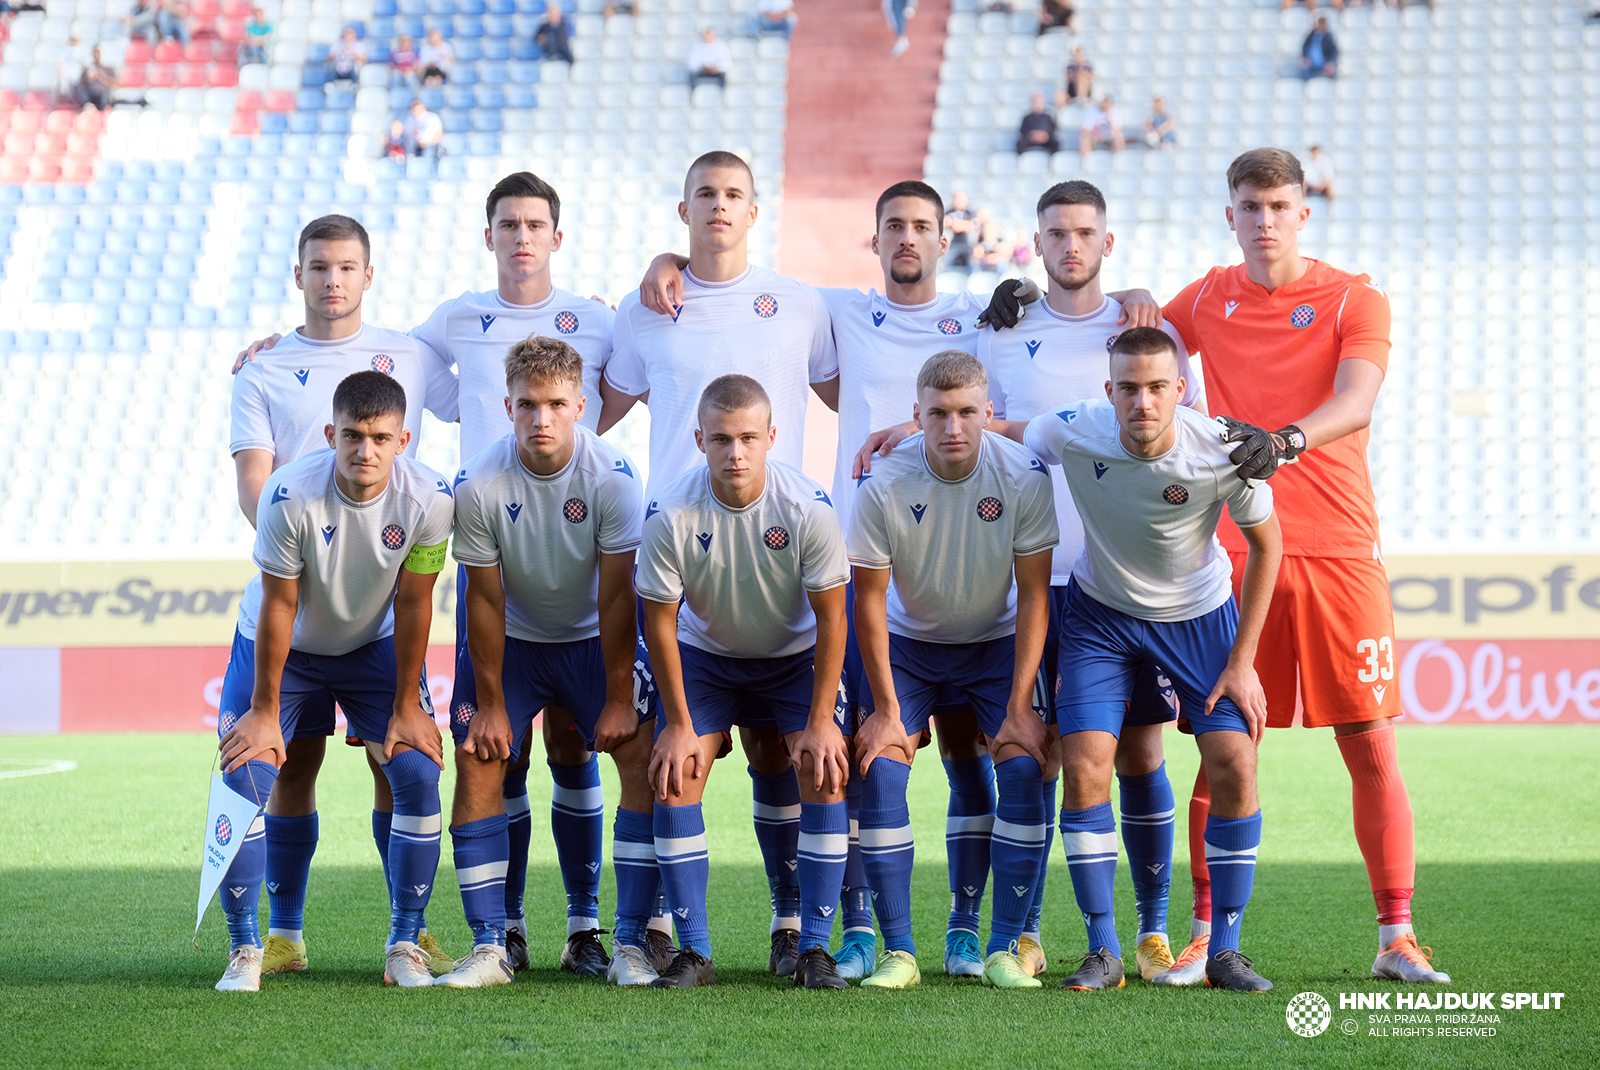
1226, 147, 1304, 193
685, 150, 756, 199
875, 180, 944, 228
1108, 326, 1178, 363
332, 370, 407, 424
485, 171, 562, 229
298, 214, 370, 264
698, 373, 771, 424
1036, 180, 1106, 219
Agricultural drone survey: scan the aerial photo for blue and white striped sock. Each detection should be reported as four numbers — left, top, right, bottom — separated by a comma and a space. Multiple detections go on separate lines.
549, 757, 603, 934
943, 754, 995, 937
750, 767, 802, 932
612, 806, 658, 950
797, 801, 849, 953
654, 802, 712, 957
450, 813, 509, 947
1119, 763, 1175, 942
1060, 802, 1120, 958
1205, 810, 1262, 957
987, 755, 1047, 956
383, 749, 442, 946
502, 760, 531, 934
1024, 776, 1057, 940
860, 758, 916, 955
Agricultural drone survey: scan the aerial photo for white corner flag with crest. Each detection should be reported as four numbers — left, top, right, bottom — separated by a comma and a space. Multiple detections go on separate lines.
195, 772, 264, 940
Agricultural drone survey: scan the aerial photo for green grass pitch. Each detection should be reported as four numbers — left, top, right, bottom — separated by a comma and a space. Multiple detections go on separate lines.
2, 726, 1597, 1069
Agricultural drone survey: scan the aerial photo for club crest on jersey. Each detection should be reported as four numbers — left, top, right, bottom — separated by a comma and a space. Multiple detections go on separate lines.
506, 502, 523, 523
563, 498, 588, 524
371, 354, 394, 375
271, 485, 291, 504
695, 531, 713, 552
763, 525, 790, 551
554, 310, 579, 335
219, 710, 237, 734
1162, 484, 1190, 505
1105, 333, 1120, 352
381, 524, 407, 550
1025, 339, 1042, 359
909, 503, 928, 524
214, 815, 232, 846
872, 310, 887, 327
1224, 300, 1240, 319
1290, 304, 1316, 329
294, 369, 309, 385
1094, 461, 1109, 479
454, 701, 475, 726
937, 318, 962, 335
613, 458, 634, 478
320, 524, 336, 545
479, 314, 496, 333
976, 497, 1004, 522
753, 294, 779, 318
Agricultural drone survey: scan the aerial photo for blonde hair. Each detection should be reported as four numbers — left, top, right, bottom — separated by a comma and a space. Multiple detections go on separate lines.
504, 334, 584, 393
916, 349, 988, 394
697, 373, 771, 424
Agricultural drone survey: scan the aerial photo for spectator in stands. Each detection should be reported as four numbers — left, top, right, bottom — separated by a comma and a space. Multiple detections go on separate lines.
972, 214, 1006, 272
384, 118, 408, 162
1064, 45, 1094, 100
1078, 94, 1125, 158
944, 190, 977, 273
402, 98, 444, 158
1007, 228, 1033, 272
1300, 16, 1338, 80
752, 0, 797, 40
687, 25, 731, 90
78, 48, 120, 110
1304, 144, 1336, 201
1037, 0, 1073, 35
390, 34, 419, 84
419, 27, 454, 85
158, 0, 193, 46
1015, 91, 1059, 154
326, 27, 366, 88
241, 7, 272, 65
58, 36, 88, 100
1282, 0, 1346, 10
884, 0, 910, 59
125, 0, 161, 46
1143, 95, 1176, 148
602, 0, 635, 17
535, 3, 576, 65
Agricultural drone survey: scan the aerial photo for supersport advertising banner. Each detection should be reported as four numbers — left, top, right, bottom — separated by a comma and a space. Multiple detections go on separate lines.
1, 555, 1598, 733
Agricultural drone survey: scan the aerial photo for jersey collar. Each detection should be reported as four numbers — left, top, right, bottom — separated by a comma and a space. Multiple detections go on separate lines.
495, 288, 556, 312
684, 265, 753, 290
514, 434, 579, 482
702, 466, 768, 513
293, 324, 366, 347
919, 435, 985, 485
1038, 295, 1116, 323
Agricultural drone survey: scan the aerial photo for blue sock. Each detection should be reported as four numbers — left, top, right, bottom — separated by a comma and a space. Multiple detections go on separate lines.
942, 754, 994, 936
750, 766, 801, 930
450, 813, 509, 947
264, 811, 318, 940
654, 803, 711, 957
840, 771, 874, 943
612, 806, 658, 949
382, 749, 442, 946
372, 809, 392, 884
1060, 802, 1120, 958
503, 760, 531, 931
1118, 763, 1175, 940
549, 757, 603, 932
987, 756, 1047, 955
859, 758, 916, 955
1025, 777, 1057, 936
797, 801, 848, 953
1205, 810, 1262, 956
220, 760, 277, 950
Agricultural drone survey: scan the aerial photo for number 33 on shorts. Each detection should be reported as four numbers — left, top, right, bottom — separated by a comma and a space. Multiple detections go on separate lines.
1355, 636, 1394, 703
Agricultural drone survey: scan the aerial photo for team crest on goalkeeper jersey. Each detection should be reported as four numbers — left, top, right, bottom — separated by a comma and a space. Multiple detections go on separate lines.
381, 524, 407, 549
754, 293, 779, 318
555, 311, 579, 334
371, 354, 394, 374
1290, 304, 1316, 328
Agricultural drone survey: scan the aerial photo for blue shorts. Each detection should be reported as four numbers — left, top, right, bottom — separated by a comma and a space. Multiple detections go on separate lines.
451, 634, 657, 759
660, 642, 849, 740
858, 632, 1046, 739
217, 627, 336, 741
1054, 579, 1248, 738
843, 580, 981, 733
217, 635, 407, 744
1048, 585, 1177, 728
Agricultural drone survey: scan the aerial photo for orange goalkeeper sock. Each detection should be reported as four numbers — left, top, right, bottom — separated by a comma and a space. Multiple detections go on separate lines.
1188, 765, 1211, 937
1337, 725, 1417, 935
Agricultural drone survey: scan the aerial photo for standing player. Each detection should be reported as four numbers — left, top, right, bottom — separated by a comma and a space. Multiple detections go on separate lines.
638, 375, 853, 990
1020, 328, 1282, 993
849, 351, 1058, 990
224, 214, 458, 978
215, 372, 454, 992
600, 151, 840, 974
1158, 148, 1449, 985
434, 337, 657, 987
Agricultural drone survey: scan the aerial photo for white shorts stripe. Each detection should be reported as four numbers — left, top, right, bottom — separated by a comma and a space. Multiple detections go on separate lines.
393, 813, 444, 835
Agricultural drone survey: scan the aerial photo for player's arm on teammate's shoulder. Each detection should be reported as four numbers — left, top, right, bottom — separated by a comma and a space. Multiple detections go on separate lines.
231, 332, 285, 373
591, 550, 642, 754
461, 563, 514, 762
991, 549, 1052, 768
851, 419, 918, 478
638, 252, 689, 316
222, 571, 296, 772
234, 450, 273, 528
1105, 288, 1162, 328
1206, 509, 1282, 743
387, 563, 445, 767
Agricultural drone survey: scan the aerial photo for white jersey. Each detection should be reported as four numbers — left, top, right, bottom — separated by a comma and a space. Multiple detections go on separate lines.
253, 451, 456, 656
823, 287, 987, 534
412, 287, 616, 460
847, 431, 1058, 644
635, 461, 849, 659
605, 265, 839, 503
450, 427, 644, 643
229, 324, 459, 641
1024, 401, 1273, 622
979, 297, 1201, 586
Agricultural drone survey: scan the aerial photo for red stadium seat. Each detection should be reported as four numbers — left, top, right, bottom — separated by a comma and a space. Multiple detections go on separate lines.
264, 89, 295, 112
177, 63, 208, 88
0, 91, 17, 112
73, 108, 105, 134
8, 110, 38, 134
21, 91, 51, 110
36, 131, 69, 155
154, 39, 183, 63
147, 64, 177, 88
28, 156, 61, 182
235, 89, 264, 111
0, 158, 28, 183
222, 0, 252, 17
213, 40, 240, 62
191, 16, 218, 40
66, 132, 98, 155
44, 109, 75, 134
126, 39, 153, 64
60, 156, 96, 183
0, 113, 9, 137
194, 0, 221, 15
2, 132, 31, 155
184, 41, 213, 63
218, 18, 247, 42
229, 111, 261, 136
119, 64, 149, 89
208, 63, 239, 87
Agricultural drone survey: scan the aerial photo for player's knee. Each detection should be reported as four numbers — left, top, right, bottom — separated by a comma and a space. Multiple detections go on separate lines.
224, 759, 280, 806
1200, 732, 1256, 804
383, 748, 442, 809
740, 728, 790, 774
1112, 726, 1163, 777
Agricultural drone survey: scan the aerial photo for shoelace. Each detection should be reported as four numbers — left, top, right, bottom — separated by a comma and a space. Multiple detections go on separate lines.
224, 947, 257, 974
1393, 935, 1436, 965
1173, 937, 1209, 967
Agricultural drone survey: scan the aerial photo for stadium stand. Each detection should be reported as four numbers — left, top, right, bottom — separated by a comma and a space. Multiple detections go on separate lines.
0, 0, 791, 556
922, 0, 1600, 554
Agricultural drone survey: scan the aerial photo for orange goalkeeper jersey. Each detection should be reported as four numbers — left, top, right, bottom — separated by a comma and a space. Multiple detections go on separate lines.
1163, 259, 1391, 560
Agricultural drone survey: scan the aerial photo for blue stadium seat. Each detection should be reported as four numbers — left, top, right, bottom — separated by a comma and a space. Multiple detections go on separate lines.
23, 185, 56, 206
247, 158, 279, 180
125, 278, 158, 303
186, 159, 217, 180
47, 330, 82, 353
56, 185, 87, 207
149, 183, 180, 206
335, 181, 369, 204
314, 134, 346, 157
368, 40, 393, 62
477, 85, 506, 108
429, 0, 458, 15
307, 43, 332, 64
438, 157, 468, 179
288, 113, 321, 134
480, 62, 509, 85
33, 280, 62, 301
122, 302, 155, 326
375, 0, 398, 14
96, 160, 126, 182
60, 279, 93, 302
284, 134, 319, 157
482, 38, 511, 59
325, 88, 357, 110
67, 254, 98, 278
267, 208, 300, 234
506, 85, 536, 107
219, 305, 252, 329
107, 231, 140, 254
156, 278, 189, 303
92, 279, 125, 303
297, 88, 327, 111
515, 0, 542, 12
86, 182, 119, 205
83, 328, 115, 351
18, 328, 48, 352
217, 158, 251, 181
445, 86, 477, 108
260, 111, 290, 134
389, 87, 416, 110
150, 305, 185, 328
367, 182, 399, 205
111, 206, 145, 230
91, 304, 121, 329
154, 161, 186, 182
130, 254, 163, 278
145, 209, 176, 231
308, 156, 343, 180
432, 22, 455, 38
462, 0, 486, 13
0, 330, 14, 352
226, 279, 254, 304
489, 0, 514, 12
173, 208, 209, 232
184, 306, 217, 327
347, 20, 367, 38
77, 209, 112, 230
136, 231, 166, 254
441, 109, 472, 133
320, 112, 353, 134
163, 254, 197, 277
454, 38, 483, 60
276, 157, 308, 181
115, 181, 150, 205
112, 327, 147, 352
514, 38, 540, 61
472, 110, 503, 132
125, 161, 157, 181
455, 16, 485, 39
0, 187, 21, 207
452, 65, 480, 85
178, 181, 211, 205
402, 159, 437, 183
253, 279, 288, 302
399, 0, 425, 14
399, 15, 425, 36
467, 132, 501, 155
485, 15, 513, 38
508, 61, 540, 84
419, 87, 446, 109
302, 66, 328, 88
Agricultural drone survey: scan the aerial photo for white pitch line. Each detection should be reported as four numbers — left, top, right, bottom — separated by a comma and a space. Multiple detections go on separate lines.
0, 759, 78, 780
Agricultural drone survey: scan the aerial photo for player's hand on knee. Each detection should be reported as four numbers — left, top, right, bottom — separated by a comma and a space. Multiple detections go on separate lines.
1113, 288, 1162, 328
591, 697, 638, 754
220, 707, 287, 773
790, 722, 849, 795
992, 705, 1048, 767
851, 420, 917, 479
854, 709, 907, 777
649, 722, 702, 801
1206, 661, 1267, 744
463, 701, 513, 762
639, 253, 686, 316
232, 333, 283, 373
386, 702, 446, 768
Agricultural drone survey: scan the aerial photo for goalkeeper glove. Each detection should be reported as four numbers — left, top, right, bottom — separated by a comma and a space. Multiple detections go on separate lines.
1216, 416, 1306, 482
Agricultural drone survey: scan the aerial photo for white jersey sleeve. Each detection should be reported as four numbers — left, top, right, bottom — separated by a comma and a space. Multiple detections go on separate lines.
797, 491, 850, 592
804, 283, 840, 384
252, 475, 305, 579
602, 296, 649, 397
845, 473, 893, 570
415, 334, 461, 423
230, 360, 275, 455
449, 467, 500, 568
635, 502, 684, 606
594, 450, 646, 554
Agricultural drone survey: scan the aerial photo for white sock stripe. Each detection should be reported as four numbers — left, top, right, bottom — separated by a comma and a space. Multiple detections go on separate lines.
654, 834, 708, 860
390, 830, 442, 845
503, 795, 532, 818
857, 825, 914, 850
1061, 830, 1118, 857
455, 860, 509, 886
612, 840, 657, 862
946, 814, 995, 836
796, 831, 849, 858
551, 784, 605, 812
1204, 844, 1259, 861
991, 818, 1048, 847
392, 813, 443, 835
753, 802, 803, 822
247, 814, 267, 836
847, 818, 860, 836
1205, 856, 1258, 866
1120, 809, 1177, 824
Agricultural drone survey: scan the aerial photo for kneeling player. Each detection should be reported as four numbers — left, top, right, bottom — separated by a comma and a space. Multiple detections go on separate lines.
640, 375, 853, 989
215, 371, 454, 991
1020, 327, 1282, 992
434, 337, 659, 987
849, 351, 1059, 990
